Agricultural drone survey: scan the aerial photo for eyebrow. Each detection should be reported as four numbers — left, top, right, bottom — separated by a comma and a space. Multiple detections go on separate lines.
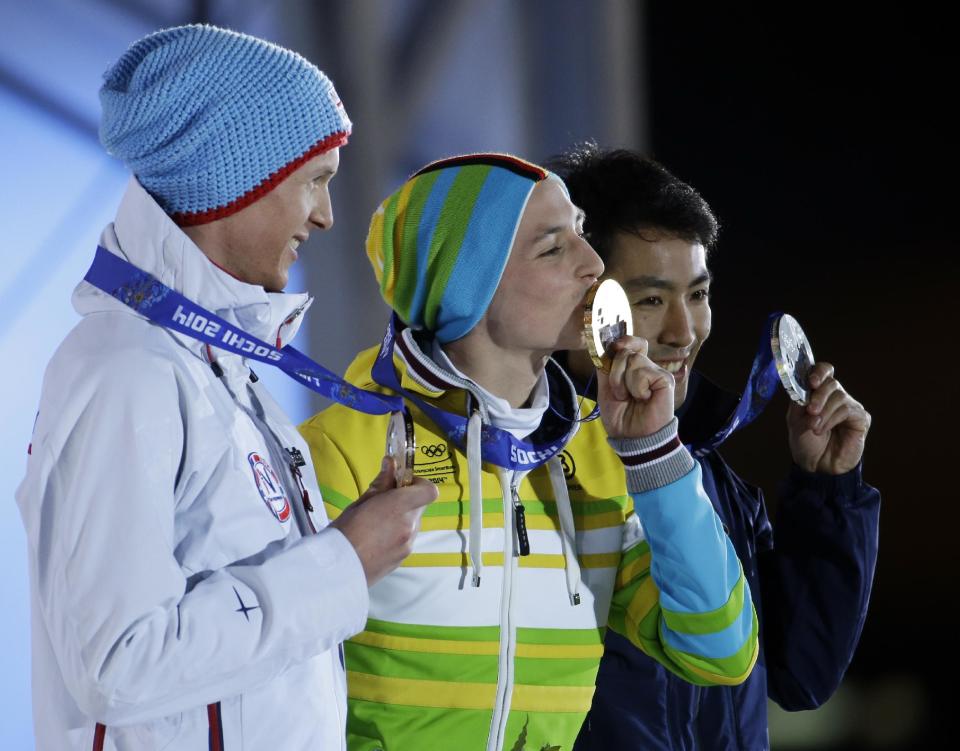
534, 208, 586, 241
624, 270, 712, 291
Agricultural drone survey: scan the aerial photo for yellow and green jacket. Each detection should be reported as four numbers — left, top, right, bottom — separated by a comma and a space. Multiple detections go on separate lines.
300, 329, 758, 751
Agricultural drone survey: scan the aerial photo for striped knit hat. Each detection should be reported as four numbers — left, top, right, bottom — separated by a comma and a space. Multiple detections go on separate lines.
367, 153, 561, 343
99, 24, 351, 226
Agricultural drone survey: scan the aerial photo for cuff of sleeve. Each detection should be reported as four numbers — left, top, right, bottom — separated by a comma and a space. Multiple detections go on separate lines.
609, 417, 696, 494
303, 526, 370, 639
787, 461, 864, 501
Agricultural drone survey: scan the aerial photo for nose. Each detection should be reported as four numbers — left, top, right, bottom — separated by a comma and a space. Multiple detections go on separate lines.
660, 300, 696, 350
309, 186, 334, 231
579, 236, 605, 280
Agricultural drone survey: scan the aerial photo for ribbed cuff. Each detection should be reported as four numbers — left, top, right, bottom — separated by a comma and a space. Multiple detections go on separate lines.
785, 460, 867, 506
609, 417, 695, 494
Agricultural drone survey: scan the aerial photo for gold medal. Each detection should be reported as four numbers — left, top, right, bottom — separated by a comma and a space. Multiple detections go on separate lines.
771, 313, 815, 405
385, 410, 416, 487
583, 279, 633, 372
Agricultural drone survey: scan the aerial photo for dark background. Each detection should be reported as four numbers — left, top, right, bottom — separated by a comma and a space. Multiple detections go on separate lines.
643, 5, 957, 748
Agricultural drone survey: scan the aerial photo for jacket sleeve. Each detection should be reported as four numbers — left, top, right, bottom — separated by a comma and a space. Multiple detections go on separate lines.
18, 348, 369, 726
757, 462, 880, 709
606, 420, 759, 687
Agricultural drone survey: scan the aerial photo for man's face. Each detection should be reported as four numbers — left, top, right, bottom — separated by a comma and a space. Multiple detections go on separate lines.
481, 178, 604, 354
603, 229, 712, 409
188, 148, 340, 292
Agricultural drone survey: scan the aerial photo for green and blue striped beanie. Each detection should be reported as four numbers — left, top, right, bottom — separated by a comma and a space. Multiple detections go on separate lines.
99, 24, 351, 226
367, 153, 563, 343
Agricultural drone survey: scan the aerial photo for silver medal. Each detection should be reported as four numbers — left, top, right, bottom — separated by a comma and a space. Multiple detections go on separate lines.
771, 314, 815, 405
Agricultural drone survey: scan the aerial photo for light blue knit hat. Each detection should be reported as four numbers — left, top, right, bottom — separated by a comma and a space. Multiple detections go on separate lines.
99, 24, 351, 226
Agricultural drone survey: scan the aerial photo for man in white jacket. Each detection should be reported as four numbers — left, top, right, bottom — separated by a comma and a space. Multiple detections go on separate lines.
15, 24, 436, 751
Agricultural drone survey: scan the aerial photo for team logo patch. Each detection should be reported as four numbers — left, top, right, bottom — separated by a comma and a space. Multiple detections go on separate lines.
248, 452, 291, 523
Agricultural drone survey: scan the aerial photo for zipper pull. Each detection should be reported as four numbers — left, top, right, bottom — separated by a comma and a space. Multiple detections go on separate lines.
513, 487, 530, 556
514, 503, 530, 556
300, 486, 314, 513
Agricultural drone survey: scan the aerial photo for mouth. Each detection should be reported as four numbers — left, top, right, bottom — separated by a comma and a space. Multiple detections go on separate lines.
289, 235, 307, 259
654, 358, 688, 382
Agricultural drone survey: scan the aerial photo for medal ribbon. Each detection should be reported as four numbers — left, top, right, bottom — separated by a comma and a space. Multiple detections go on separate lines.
372, 315, 579, 471
83, 246, 403, 414
85, 246, 779, 470
688, 312, 783, 456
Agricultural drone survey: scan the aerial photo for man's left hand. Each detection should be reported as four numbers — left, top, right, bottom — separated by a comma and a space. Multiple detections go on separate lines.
787, 362, 872, 475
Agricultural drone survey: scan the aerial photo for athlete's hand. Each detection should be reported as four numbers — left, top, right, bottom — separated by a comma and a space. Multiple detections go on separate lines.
596, 337, 676, 438
331, 456, 438, 585
787, 362, 871, 475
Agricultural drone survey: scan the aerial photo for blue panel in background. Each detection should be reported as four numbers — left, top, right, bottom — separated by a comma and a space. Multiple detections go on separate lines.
0, 85, 128, 749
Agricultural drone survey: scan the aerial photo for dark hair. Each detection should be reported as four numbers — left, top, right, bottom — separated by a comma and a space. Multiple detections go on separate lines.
546, 142, 719, 261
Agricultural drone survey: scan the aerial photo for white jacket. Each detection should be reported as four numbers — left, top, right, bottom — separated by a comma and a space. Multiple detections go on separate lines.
15, 178, 369, 750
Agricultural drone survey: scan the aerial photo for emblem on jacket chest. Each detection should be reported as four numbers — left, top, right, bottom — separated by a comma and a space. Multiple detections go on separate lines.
248, 452, 291, 523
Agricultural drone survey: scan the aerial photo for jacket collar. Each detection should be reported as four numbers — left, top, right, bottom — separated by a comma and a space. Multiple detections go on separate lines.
345, 325, 584, 443
73, 177, 312, 360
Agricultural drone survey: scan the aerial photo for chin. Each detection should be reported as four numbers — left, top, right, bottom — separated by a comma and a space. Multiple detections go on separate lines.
265, 273, 288, 293
554, 321, 586, 351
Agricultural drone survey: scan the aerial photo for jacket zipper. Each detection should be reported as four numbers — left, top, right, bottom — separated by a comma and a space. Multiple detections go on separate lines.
488, 471, 528, 751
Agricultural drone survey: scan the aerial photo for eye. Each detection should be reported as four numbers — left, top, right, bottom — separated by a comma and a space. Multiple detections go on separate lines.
632, 296, 662, 307
539, 246, 562, 258
691, 288, 710, 301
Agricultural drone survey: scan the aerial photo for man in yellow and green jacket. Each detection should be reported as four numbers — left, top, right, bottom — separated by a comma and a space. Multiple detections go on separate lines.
301, 153, 758, 751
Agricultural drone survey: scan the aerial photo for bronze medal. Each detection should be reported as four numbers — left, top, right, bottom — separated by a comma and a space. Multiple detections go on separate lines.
385, 410, 416, 486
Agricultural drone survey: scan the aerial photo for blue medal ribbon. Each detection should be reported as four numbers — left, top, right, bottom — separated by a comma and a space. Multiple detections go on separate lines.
83, 246, 402, 415
688, 312, 783, 456
85, 245, 779, 471
372, 315, 578, 471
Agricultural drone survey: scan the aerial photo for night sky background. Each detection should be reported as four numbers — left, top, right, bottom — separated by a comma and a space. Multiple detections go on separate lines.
641, 6, 957, 747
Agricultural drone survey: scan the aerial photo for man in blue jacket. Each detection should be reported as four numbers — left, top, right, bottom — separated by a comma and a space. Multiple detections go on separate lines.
551, 144, 880, 750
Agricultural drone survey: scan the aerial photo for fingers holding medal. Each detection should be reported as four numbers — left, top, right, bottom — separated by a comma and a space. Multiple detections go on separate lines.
774, 314, 871, 474
583, 280, 676, 438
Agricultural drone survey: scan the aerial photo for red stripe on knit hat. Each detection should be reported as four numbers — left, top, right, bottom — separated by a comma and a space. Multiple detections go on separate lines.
413, 152, 548, 183
172, 130, 349, 227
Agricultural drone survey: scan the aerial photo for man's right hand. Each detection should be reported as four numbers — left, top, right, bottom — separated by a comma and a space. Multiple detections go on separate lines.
596, 336, 676, 439
330, 456, 438, 585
